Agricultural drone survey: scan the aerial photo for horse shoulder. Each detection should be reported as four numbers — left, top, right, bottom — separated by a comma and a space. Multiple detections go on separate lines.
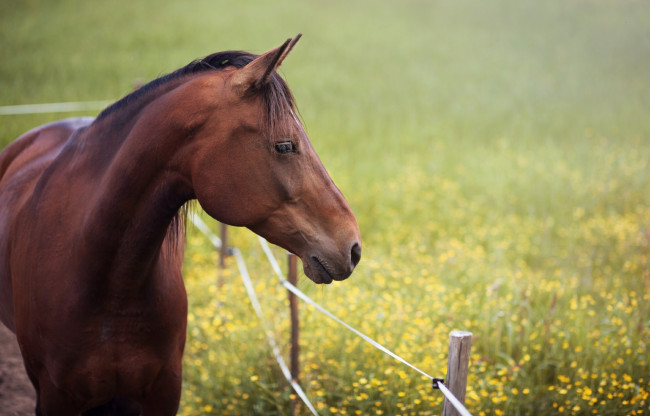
0, 117, 93, 331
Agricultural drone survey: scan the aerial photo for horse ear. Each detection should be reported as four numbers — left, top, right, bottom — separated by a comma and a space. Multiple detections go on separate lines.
232, 34, 302, 94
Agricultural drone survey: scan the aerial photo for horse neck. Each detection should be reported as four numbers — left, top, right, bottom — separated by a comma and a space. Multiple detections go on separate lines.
80, 76, 205, 286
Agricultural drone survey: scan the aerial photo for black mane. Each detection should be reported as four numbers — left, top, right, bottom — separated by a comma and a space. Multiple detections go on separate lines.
96, 50, 296, 137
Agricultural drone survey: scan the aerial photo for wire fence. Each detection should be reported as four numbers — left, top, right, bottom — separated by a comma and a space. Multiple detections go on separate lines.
0, 101, 112, 115
0, 100, 474, 415
232, 246, 320, 415
190, 214, 473, 416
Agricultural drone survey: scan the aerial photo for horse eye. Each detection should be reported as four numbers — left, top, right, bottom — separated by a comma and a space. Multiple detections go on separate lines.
274, 141, 296, 155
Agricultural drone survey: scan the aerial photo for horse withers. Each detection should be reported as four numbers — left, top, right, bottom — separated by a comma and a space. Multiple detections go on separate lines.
0, 35, 361, 415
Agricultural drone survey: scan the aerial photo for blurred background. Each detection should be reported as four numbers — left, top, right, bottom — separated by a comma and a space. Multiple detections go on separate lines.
1, 0, 649, 414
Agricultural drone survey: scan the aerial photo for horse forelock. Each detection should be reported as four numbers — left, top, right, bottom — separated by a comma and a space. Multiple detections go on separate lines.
97, 50, 299, 141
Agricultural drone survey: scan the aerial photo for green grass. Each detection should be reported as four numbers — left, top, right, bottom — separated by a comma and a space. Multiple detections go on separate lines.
2, 0, 649, 414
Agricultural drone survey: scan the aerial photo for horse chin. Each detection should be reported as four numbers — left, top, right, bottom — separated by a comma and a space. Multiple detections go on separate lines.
302, 255, 349, 285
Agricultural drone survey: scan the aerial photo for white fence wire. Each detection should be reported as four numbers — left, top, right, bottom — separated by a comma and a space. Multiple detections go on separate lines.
0, 101, 112, 115
191, 215, 319, 414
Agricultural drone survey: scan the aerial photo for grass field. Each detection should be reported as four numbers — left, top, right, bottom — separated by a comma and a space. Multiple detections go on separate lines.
2, 0, 649, 414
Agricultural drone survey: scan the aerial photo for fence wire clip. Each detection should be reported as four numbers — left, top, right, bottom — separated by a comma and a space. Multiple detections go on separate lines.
432, 378, 445, 389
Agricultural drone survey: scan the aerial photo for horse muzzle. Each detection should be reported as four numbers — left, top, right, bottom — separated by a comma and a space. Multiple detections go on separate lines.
303, 241, 361, 284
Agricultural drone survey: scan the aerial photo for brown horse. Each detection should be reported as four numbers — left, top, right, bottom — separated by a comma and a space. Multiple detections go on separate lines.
0, 35, 361, 415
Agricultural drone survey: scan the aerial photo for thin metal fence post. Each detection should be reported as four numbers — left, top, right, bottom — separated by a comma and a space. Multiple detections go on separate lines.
442, 331, 473, 416
219, 223, 228, 268
217, 223, 228, 288
288, 253, 300, 416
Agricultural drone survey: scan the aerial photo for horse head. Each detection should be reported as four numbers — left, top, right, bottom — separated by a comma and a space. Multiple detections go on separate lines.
189, 35, 361, 283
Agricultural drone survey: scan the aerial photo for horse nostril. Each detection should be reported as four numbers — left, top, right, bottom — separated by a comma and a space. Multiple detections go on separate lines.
350, 242, 361, 268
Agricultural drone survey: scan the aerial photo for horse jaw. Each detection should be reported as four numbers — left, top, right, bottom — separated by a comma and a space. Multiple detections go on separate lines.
249, 212, 361, 285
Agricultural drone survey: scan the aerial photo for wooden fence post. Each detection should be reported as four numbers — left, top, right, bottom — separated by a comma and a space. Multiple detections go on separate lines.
442, 331, 473, 416
287, 253, 300, 416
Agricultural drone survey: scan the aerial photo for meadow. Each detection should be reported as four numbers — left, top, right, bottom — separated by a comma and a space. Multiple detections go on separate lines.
1, 0, 649, 414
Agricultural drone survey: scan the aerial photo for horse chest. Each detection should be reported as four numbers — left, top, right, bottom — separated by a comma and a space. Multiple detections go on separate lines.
51, 343, 171, 405
41, 310, 186, 403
